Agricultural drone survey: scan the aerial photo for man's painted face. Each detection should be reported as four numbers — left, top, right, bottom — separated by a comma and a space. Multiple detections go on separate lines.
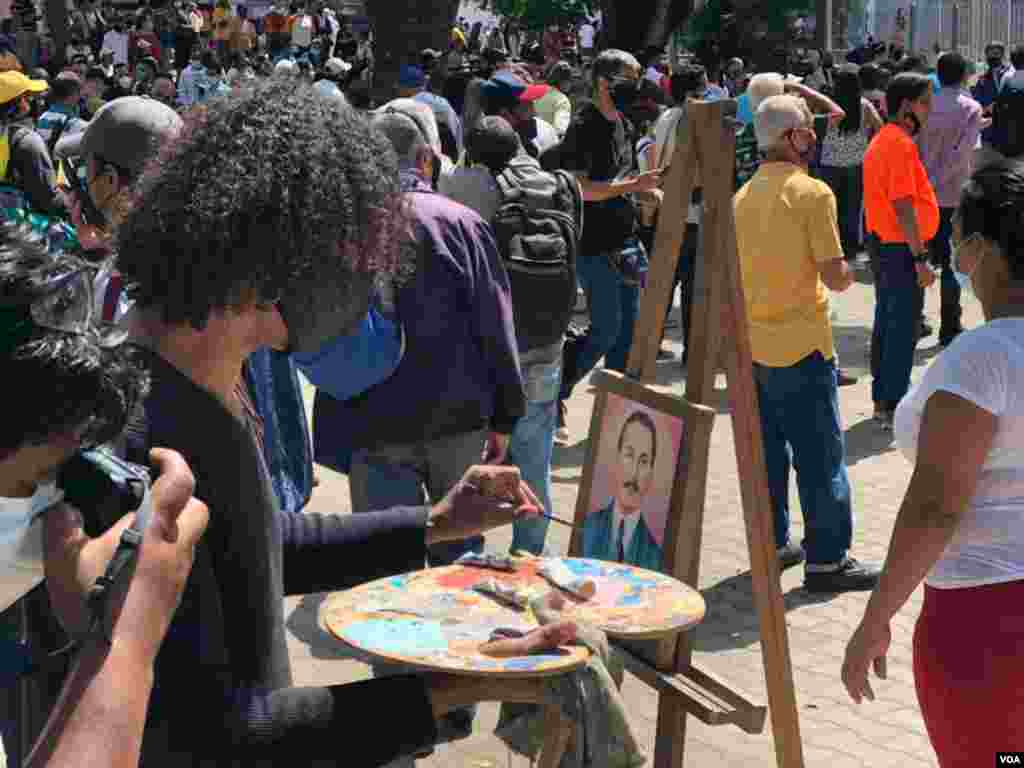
615, 420, 655, 514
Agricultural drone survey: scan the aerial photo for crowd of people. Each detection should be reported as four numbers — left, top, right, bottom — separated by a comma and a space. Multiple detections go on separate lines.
0, 0, 1018, 763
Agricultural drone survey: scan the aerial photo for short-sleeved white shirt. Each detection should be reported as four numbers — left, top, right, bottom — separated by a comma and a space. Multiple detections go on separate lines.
894, 318, 1024, 589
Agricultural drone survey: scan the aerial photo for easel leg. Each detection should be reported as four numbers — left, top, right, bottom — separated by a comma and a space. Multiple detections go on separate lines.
653, 693, 687, 768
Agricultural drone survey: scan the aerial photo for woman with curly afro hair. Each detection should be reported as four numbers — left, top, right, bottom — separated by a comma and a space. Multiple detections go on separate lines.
86, 78, 546, 767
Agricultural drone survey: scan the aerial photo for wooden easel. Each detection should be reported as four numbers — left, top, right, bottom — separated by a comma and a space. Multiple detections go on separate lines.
572, 99, 805, 767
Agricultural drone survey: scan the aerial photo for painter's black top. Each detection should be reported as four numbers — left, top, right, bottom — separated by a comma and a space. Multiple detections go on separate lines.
110, 349, 437, 767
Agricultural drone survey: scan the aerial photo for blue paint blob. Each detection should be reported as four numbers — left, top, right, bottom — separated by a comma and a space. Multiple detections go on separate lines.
617, 592, 644, 606
563, 558, 607, 577
501, 655, 565, 670
343, 618, 448, 655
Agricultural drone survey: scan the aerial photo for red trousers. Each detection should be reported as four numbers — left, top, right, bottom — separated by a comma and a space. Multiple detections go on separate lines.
913, 580, 1024, 766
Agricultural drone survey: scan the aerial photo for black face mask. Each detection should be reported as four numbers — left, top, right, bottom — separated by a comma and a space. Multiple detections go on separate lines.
988, 57, 1004, 71
610, 80, 639, 112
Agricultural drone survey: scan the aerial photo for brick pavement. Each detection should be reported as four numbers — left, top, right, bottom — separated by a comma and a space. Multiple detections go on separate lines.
288, 262, 976, 767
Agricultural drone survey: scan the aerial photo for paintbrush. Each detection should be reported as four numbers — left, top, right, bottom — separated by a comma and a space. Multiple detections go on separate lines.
462, 481, 581, 529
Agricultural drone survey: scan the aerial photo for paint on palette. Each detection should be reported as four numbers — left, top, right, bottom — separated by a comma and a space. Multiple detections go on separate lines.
342, 618, 448, 655
322, 557, 705, 674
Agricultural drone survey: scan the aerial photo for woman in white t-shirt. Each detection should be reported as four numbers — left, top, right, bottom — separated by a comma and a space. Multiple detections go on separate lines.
842, 160, 1024, 766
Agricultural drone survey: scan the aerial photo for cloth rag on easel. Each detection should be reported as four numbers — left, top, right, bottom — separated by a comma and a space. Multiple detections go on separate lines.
494, 594, 647, 768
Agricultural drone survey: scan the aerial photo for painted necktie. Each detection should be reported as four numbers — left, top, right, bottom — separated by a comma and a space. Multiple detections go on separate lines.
617, 518, 626, 562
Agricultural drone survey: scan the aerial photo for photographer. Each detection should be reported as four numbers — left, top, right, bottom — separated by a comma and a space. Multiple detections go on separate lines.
0, 221, 208, 767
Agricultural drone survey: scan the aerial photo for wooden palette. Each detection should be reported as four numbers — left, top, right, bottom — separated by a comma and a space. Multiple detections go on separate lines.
321, 557, 706, 677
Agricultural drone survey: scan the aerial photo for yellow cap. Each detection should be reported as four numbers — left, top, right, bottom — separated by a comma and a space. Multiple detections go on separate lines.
451, 27, 466, 46
0, 71, 47, 105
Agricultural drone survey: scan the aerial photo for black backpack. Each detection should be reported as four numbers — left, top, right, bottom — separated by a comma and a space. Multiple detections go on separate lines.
492, 165, 583, 353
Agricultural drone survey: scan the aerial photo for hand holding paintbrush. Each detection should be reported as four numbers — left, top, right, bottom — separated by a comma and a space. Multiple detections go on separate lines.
461, 477, 580, 530
425, 465, 544, 545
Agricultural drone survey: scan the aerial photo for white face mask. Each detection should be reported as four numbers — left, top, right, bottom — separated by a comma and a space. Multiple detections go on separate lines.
0, 483, 64, 612
952, 234, 982, 297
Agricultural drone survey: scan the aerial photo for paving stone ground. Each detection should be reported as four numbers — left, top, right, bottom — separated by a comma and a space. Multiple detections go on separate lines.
288, 261, 972, 767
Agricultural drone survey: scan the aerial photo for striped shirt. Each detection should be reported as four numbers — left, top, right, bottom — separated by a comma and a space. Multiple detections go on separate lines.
36, 106, 87, 148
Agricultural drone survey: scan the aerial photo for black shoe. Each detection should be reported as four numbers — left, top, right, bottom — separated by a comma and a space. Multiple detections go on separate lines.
804, 557, 881, 593
920, 320, 934, 339
837, 368, 858, 387
777, 542, 806, 570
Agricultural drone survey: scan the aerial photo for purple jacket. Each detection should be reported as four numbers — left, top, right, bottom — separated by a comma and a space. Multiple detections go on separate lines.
315, 174, 526, 452
917, 87, 983, 208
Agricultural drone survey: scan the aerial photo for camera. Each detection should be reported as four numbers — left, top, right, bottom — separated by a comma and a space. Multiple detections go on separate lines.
57, 446, 151, 529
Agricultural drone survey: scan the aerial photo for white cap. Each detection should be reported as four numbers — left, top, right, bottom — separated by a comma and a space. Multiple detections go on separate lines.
275, 59, 297, 73
747, 72, 786, 113
324, 57, 351, 76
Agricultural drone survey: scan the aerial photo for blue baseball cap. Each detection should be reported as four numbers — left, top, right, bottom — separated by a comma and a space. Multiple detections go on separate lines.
398, 64, 426, 89
480, 70, 549, 109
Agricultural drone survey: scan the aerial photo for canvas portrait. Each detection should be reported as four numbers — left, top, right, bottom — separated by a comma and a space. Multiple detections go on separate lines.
581, 392, 684, 573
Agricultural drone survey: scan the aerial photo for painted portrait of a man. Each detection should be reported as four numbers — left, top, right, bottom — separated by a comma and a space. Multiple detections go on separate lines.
582, 409, 665, 571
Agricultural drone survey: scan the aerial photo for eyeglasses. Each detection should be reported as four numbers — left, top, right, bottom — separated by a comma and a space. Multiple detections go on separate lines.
0, 260, 127, 348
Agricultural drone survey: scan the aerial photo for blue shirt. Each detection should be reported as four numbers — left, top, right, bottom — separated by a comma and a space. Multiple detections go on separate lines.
736, 92, 753, 125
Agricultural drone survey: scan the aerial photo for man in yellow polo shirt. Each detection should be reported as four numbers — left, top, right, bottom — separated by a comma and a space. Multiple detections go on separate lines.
735, 94, 880, 592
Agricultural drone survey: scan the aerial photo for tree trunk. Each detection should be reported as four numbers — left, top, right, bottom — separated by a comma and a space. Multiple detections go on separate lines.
603, 0, 693, 54
45, 0, 70, 73
367, 0, 459, 105
643, 0, 694, 48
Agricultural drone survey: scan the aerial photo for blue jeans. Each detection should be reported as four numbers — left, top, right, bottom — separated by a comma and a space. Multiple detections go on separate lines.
928, 207, 963, 338
508, 396, 556, 555
754, 351, 853, 566
870, 243, 924, 410
562, 248, 640, 397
